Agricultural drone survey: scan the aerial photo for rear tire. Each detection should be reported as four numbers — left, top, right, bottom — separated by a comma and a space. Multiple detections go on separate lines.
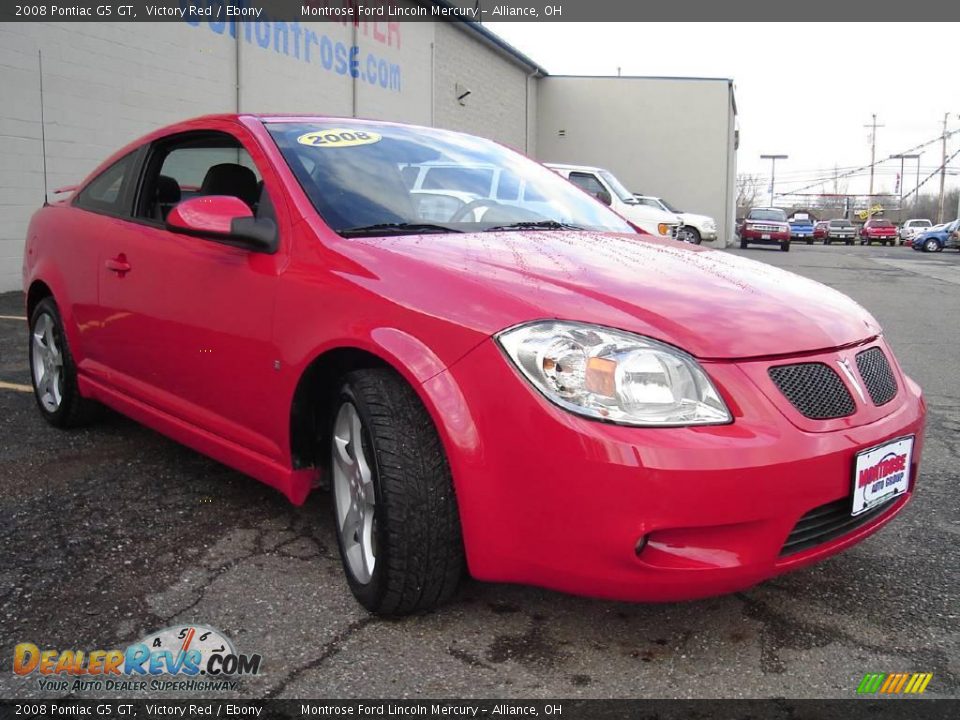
806, 239, 813, 245
328, 368, 464, 616
28, 297, 100, 428
740, 238, 748, 249
780, 241, 790, 252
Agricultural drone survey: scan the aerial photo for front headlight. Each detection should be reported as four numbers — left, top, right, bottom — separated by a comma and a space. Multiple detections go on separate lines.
704, 219, 716, 230
496, 321, 732, 427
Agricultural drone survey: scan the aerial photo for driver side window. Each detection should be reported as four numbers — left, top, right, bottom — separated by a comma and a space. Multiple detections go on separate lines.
136, 132, 266, 224
568, 172, 606, 200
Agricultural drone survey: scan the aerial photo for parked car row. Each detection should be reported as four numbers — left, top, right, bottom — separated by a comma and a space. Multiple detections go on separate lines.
739, 210, 956, 252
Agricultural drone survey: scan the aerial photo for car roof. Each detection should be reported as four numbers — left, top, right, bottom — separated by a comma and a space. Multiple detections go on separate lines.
544, 163, 606, 173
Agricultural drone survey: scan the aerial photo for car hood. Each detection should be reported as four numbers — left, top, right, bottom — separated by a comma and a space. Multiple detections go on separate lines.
620, 203, 680, 225
345, 231, 880, 360
680, 212, 714, 226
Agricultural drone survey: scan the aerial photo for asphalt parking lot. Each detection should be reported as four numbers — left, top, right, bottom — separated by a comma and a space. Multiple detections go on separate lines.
1, 242, 958, 700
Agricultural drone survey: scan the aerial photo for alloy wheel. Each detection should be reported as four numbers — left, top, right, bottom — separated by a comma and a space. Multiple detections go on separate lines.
331, 402, 377, 584
31, 313, 64, 413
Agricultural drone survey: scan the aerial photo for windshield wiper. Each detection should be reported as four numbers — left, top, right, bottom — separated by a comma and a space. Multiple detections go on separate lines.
484, 220, 586, 232
338, 222, 463, 237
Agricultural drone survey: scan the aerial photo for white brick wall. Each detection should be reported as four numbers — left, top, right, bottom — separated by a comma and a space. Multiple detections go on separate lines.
0, 19, 539, 293
432, 22, 535, 154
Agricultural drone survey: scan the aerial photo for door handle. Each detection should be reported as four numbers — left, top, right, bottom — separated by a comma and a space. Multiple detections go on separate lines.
105, 255, 131, 275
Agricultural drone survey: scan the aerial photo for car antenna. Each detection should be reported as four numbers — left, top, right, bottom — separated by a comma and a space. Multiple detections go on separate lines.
38, 49, 49, 207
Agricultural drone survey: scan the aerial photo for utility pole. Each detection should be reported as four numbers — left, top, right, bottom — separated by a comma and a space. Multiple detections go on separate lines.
864, 114, 884, 197
938, 113, 949, 223
892, 154, 920, 223
760, 154, 788, 206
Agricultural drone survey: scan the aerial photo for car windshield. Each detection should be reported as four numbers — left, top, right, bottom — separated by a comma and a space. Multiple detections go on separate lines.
597, 170, 637, 204
265, 122, 633, 236
659, 198, 683, 213
749, 209, 787, 221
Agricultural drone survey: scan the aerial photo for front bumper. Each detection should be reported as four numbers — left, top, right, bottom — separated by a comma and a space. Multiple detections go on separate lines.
742, 229, 790, 244
425, 336, 926, 602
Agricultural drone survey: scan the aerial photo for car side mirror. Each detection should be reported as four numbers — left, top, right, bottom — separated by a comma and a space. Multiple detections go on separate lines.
596, 189, 613, 206
166, 196, 278, 254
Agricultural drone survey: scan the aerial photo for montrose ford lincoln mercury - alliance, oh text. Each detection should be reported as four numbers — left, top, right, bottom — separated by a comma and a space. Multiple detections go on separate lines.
23, 115, 925, 615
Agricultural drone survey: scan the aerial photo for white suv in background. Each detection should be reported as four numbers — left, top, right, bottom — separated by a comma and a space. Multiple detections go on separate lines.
634, 195, 717, 245
544, 163, 681, 238
899, 218, 933, 245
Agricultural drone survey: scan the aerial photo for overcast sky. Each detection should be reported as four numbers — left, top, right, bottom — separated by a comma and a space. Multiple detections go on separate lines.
487, 22, 960, 199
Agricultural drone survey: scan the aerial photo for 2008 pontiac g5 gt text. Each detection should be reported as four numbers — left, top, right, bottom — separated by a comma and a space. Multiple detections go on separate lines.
23, 115, 925, 615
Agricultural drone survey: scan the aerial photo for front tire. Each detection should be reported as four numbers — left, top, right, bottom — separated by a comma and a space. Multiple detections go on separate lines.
680, 226, 702, 245
329, 368, 464, 616
924, 238, 941, 253
740, 238, 748, 249
28, 297, 99, 428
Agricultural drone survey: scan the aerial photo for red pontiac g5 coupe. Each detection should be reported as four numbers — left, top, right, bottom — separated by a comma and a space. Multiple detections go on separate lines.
23, 115, 925, 615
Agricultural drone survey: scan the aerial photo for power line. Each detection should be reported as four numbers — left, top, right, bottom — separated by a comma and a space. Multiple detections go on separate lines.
772, 127, 960, 197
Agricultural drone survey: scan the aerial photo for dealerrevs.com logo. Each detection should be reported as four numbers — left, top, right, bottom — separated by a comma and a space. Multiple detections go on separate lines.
13, 625, 262, 693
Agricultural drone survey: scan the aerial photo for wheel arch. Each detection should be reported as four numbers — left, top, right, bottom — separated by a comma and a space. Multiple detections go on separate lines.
287, 328, 478, 480
26, 279, 54, 319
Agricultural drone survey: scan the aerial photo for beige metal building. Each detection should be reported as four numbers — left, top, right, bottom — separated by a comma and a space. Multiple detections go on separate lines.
537, 75, 738, 249
0, 18, 736, 293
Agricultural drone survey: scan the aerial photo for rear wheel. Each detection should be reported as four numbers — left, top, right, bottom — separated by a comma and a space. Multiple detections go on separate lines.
780, 241, 790, 252
329, 368, 464, 616
29, 297, 100, 428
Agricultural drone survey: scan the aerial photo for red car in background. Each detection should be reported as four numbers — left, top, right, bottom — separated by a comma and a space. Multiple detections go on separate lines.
737, 207, 791, 251
22, 115, 926, 615
813, 220, 829, 242
859, 217, 899, 246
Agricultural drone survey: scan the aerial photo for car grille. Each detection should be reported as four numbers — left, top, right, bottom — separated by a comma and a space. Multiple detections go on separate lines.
768, 363, 856, 419
751, 224, 781, 232
856, 347, 898, 406
780, 496, 896, 557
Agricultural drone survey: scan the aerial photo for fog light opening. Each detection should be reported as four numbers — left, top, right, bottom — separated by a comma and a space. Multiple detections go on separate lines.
634, 535, 649, 556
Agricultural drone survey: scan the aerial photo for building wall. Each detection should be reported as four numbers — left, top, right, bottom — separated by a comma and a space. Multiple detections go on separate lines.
0, 18, 537, 293
432, 22, 536, 154
536, 76, 737, 245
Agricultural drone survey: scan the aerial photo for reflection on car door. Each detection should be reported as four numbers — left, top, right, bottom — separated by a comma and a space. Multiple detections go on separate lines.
95, 125, 287, 462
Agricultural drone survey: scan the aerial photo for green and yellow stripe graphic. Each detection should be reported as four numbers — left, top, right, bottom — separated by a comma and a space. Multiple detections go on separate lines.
857, 672, 933, 694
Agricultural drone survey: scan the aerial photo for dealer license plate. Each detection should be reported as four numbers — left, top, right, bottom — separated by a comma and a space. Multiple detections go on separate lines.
761, 234, 771, 240
852, 436, 913, 516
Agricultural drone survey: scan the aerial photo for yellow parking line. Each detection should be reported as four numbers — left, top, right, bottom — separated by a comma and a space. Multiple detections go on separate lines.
0, 315, 27, 321
0, 380, 32, 393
